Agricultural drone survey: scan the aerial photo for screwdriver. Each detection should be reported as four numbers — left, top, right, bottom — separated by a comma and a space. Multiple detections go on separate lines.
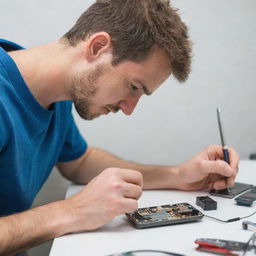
216, 108, 231, 193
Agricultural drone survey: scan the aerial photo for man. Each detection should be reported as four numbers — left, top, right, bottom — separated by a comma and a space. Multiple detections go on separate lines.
0, 0, 239, 255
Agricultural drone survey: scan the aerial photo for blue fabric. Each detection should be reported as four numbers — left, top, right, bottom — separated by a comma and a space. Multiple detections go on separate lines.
0, 39, 87, 216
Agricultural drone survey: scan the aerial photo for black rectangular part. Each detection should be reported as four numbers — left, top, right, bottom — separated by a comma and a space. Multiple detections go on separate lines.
196, 196, 217, 210
210, 182, 253, 199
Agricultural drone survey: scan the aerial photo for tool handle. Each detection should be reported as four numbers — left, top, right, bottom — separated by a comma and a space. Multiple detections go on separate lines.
223, 148, 230, 164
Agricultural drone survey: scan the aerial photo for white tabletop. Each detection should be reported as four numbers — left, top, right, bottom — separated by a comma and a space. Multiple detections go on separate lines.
50, 160, 256, 256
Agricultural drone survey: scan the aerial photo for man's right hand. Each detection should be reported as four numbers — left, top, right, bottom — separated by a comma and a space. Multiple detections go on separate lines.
61, 168, 143, 233
0, 168, 142, 255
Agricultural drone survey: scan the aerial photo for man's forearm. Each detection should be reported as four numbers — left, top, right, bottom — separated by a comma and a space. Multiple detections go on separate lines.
59, 147, 181, 190
0, 200, 68, 255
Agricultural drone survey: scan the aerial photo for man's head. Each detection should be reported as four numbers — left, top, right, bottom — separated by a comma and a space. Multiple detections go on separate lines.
62, 0, 192, 120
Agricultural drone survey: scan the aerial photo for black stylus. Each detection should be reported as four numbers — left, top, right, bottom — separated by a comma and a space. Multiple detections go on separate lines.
217, 108, 231, 193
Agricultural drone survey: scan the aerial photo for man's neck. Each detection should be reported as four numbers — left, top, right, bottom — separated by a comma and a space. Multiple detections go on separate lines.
8, 40, 72, 109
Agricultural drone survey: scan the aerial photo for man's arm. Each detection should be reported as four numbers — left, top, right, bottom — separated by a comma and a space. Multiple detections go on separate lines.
57, 146, 177, 189
0, 201, 68, 255
57, 145, 239, 191
0, 168, 143, 255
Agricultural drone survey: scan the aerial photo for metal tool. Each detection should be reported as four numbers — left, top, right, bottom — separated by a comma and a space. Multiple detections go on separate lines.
217, 108, 231, 193
195, 238, 256, 255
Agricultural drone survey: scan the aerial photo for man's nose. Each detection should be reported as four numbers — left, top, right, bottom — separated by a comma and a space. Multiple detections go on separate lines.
119, 95, 141, 115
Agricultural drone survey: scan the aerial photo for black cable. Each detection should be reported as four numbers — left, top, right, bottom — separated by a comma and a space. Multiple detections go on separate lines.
125, 250, 185, 256
204, 209, 256, 223
240, 209, 256, 220
107, 250, 186, 256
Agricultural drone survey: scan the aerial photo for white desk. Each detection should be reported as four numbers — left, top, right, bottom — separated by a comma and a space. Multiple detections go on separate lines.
50, 160, 256, 256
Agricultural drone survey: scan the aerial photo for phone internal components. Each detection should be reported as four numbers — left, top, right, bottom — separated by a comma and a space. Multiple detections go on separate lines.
126, 203, 203, 229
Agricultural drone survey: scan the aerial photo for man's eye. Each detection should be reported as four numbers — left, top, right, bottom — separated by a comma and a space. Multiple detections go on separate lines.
130, 84, 138, 91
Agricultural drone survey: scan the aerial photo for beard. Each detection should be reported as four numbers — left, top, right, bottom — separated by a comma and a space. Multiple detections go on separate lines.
70, 64, 109, 120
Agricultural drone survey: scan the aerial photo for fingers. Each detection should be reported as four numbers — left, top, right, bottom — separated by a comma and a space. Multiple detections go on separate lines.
206, 145, 239, 172
119, 169, 143, 187
227, 147, 239, 172
225, 173, 237, 188
211, 179, 231, 190
110, 169, 142, 213
206, 171, 236, 190
68, 168, 143, 231
102, 167, 143, 201
119, 198, 138, 214
123, 183, 143, 200
207, 175, 236, 191
201, 159, 234, 177
204, 145, 239, 189
108, 173, 143, 199
202, 159, 236, 190
206, 145, 238, 162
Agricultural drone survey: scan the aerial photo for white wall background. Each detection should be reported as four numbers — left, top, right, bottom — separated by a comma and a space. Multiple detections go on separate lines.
1, 0, 256, 255
76, 0, 256, 165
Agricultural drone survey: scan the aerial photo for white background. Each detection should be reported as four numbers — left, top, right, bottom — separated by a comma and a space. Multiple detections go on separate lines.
1, 0, 256, 255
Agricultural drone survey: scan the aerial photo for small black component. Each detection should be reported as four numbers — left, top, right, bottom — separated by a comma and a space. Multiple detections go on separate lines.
196, 196, 217, 211
249, 153, 256, 160
235, 186, 256, 207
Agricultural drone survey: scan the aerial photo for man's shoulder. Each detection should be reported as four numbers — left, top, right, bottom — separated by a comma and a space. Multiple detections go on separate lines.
0, 63, 17, 104
0, 95, 11, 125
0, 39, 23, 90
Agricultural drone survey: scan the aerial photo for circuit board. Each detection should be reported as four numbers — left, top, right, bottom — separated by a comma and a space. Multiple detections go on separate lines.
126, 203, 204, 228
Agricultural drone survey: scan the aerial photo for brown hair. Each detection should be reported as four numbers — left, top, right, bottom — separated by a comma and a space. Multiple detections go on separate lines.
63, 0, 192, 82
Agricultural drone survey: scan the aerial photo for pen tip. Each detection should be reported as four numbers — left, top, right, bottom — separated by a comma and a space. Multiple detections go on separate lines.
217, 107, 221, 113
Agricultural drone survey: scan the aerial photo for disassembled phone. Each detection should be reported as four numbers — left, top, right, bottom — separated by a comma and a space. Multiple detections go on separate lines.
126, 203, 204, 229
210, 182, 253, 199
235, 186, 256, 206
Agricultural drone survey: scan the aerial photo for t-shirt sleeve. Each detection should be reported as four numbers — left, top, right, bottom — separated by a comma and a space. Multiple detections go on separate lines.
0, 123, 4, 151
57, 114, 87, 162
0, 106, 7, 151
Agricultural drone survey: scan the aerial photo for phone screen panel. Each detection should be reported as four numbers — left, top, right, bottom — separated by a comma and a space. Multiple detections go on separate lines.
210, 182, 253, 199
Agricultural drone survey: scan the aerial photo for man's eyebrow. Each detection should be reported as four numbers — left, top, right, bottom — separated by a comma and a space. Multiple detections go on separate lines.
135, 80, 152, 96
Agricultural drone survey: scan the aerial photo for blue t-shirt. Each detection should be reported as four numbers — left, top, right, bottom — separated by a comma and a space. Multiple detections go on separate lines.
0, 39, 87, 216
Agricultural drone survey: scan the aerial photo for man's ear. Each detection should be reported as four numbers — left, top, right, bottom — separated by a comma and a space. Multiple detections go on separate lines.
84, 32, 112, 62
